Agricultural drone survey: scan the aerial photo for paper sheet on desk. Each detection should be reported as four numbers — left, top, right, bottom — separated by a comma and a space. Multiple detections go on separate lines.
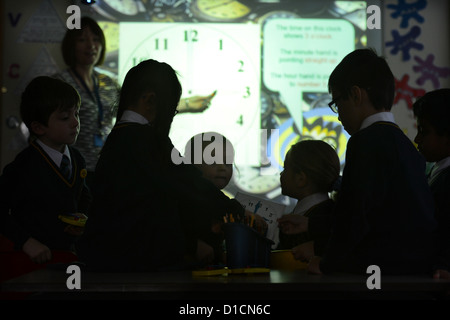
235, 192, 285, 249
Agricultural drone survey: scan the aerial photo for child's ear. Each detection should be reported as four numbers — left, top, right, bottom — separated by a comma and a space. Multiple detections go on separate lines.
350, 85, 363, 104
138, 91, 157, 120
295, 171, 308, 188
140, 91, 156, 108
30, 121, 46, 136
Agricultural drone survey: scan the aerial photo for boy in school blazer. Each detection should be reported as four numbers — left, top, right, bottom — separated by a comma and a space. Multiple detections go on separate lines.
308, 49, 437, 275
0, 76, 90, 265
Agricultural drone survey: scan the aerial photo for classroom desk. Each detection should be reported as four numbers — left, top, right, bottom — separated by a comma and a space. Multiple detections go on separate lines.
2, 266, 449, 301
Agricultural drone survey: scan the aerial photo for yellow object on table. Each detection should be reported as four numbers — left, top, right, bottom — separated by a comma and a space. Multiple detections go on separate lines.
230, 267, 270, 274
192, 268, 231, 276
270, 250, 308, 270
192, 267, 270, 276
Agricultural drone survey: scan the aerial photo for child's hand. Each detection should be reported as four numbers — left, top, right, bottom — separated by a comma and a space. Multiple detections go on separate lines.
254, 213, 267, 230
196, 240, 214, 265
244, 210, 268, 230
22, 237, 52, 264
433, 269, 450, 279
278, 214, 309, 234
211, 220, 224, 234
307, 256, 322, 275
292, 241, 315, 262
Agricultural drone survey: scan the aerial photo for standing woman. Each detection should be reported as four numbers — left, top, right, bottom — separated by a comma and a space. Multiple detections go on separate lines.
55, 17, 120, 183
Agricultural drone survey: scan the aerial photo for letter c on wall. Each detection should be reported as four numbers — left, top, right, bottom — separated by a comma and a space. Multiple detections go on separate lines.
8, 63, 20, 78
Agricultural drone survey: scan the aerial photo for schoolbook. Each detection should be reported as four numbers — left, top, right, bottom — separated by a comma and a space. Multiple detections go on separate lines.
234, 192, 286, 249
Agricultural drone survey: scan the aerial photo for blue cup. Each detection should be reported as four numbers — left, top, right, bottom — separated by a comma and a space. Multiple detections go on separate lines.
224, 223, 274, 269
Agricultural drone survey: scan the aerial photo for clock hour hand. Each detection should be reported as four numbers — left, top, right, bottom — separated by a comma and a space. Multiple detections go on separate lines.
179, 91, 216, 113
202, 90, 217, 108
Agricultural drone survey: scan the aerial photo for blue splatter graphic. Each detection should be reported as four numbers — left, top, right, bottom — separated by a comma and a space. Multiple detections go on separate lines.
387, 0, 427, 28
385, 26, 424, 61
413, 54, 450, 89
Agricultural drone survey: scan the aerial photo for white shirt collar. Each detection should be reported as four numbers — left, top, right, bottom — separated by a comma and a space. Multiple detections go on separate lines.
118, 110, 149, 125
35, 139, 70, 168
429, 156, 450, 182
292, 193, 329, 215
360, 112, 396, 131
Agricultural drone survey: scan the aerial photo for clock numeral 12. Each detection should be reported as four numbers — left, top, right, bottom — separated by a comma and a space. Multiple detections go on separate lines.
184, 30, 198, 42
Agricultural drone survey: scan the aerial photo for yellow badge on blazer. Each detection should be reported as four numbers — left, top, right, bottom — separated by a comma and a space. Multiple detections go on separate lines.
58, 213, 88, 227
80, 169, 87, 179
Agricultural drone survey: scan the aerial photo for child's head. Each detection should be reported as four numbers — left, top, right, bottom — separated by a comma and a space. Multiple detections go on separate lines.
62, 16, 106, 68
280, 140, 340, 199
184, 132, 235, 189
20, 76, 81, 151
413, 88, 450, 162
328, 48, 395, 135
116, 59, 182, 138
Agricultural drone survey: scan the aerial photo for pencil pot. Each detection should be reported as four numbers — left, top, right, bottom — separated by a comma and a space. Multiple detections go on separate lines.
224, 223, 274, 269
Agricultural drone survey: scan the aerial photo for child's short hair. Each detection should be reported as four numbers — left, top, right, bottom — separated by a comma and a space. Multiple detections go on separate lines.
413, 88, 450, 137
184, 132, 235, 165
61, 16, 106, 68
287, 140, 340, 193
328, 48, 395, 111
20, 76, 81, 135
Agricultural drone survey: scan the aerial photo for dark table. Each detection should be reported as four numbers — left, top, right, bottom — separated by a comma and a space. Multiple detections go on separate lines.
2, 266, 449, 301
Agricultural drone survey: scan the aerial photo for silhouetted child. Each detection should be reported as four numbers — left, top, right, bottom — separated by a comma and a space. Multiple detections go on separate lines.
185, 132, 235, 190
182, 132, 246, 265
277, 140, 341, 262
75, 59, 191, 272
413, 88, 450, 279
308, 48, 437, 275
0, 76, 90, 280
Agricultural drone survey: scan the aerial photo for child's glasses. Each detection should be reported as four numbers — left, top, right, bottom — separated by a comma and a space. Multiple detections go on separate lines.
328, 96, 341, 113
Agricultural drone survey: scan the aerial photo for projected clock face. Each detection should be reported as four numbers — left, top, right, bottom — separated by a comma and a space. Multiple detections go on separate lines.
119, 23, 261, 166
233, 166, 280, 194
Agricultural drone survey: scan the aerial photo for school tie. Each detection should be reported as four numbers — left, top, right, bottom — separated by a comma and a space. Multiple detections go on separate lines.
60, 154, 71, 180
426, 163, 436, 184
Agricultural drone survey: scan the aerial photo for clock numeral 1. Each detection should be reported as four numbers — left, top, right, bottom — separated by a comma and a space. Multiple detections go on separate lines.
155, 38, 168, 50
219, 39, 223, 50
184, 30, 198, 42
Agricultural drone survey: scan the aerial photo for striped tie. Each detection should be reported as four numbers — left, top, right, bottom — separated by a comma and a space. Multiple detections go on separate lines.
60, 155, 71, 179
